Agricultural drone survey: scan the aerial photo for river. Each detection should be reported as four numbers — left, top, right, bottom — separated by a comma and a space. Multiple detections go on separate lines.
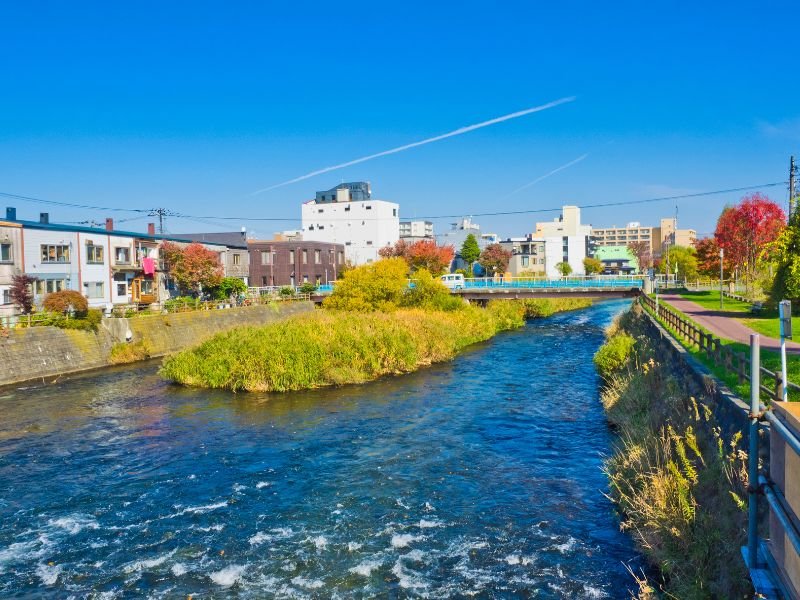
0, 300, 645, 598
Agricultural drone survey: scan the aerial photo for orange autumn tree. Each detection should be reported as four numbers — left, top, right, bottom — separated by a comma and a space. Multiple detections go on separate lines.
161, 241, 224, 295
379, 240, 455, 275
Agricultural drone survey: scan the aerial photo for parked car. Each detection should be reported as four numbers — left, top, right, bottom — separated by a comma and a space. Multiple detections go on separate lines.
440, 273, 465, 290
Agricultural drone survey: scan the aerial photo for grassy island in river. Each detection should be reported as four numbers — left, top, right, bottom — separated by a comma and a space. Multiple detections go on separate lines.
160, 259, 592, 392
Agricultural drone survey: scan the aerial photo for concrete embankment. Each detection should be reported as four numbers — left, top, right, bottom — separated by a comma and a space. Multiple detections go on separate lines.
0, 302, 313, 387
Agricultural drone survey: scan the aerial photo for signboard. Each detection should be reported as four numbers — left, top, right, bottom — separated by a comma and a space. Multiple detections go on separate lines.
780, 300, 793, 339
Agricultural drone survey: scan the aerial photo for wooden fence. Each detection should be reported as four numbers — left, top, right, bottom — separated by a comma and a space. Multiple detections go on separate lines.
640, 293, 799, 402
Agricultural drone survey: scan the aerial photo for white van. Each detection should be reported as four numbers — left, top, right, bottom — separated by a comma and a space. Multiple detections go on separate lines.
440, 273, 465, 290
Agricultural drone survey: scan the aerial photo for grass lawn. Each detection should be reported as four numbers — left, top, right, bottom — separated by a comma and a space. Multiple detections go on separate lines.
643, 301, 800, 403
679, 290, 800, 342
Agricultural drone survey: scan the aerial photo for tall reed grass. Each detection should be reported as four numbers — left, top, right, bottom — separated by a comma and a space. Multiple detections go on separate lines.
596, 306, 750, 599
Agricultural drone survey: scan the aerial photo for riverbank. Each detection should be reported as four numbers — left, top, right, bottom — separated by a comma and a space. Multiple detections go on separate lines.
160, 298, 592, 392
596, 304, 751, 598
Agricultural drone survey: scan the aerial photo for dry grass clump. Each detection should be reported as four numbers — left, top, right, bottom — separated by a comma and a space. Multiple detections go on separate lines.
597, 307, 751, 599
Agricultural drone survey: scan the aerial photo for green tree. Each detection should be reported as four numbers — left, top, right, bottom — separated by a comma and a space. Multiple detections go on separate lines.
460, 234, 481, 265
583, 257, 603, 275
555, 262, 573, 276
323, 257, 409, 311
210, 277, 247, 300
771, 212, 800, 302
659, 245, 698, 281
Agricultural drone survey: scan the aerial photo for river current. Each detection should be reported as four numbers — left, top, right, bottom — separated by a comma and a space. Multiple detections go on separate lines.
0, 300, 644, 598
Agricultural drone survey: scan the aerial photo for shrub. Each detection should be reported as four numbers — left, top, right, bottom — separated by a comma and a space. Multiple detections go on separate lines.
210, 276, 248, 300
404, 269, 455, 310
43, 290, 89, 315
279, 286, 295, 297
164, 296, 196, 312
110, 340, 153, 364
59, 309, 102, 332
593, 332, 636, 378
323, 258, 409, 311
299, 282, 318, 294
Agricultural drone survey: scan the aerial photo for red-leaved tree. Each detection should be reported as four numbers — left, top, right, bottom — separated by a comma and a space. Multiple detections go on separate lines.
478, 243, 512, 275
161, 241, 223, 295
714, 193, 786, 291
693, 237, 727, 279
10, 274, 37, 314
380, 240, 454, 274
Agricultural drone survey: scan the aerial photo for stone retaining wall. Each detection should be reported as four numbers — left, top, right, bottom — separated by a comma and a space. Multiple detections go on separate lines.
0, 302, 314, 387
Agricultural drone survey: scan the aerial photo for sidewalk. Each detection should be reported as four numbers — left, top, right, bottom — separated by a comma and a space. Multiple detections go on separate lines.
661, 293, 800, 355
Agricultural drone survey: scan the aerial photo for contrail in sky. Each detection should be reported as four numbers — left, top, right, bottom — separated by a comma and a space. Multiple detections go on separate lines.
250, 96, 576, 195
505, 153, 589, 198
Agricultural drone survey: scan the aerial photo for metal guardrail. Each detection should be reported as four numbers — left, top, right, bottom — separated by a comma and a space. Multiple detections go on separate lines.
640, 293, 799, 403
461, 276, 645, 290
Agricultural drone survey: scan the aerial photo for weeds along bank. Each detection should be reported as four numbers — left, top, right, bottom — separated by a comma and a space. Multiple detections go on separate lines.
161, 258, 592, 392
595, 304, 752, 599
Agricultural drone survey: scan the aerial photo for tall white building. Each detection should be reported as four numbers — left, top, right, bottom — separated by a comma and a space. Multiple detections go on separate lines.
301, 182, 399, 265
534, 205, 594, 276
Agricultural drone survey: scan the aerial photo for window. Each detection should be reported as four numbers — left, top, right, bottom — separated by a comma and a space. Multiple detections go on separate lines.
84, 281, 104, 299
314, 249, 321, 264
41, 244, 70, 263
35, 279, 65, 295
233, 253, 241, 266
261, 251, 271, 265
0, 243, 11, 263
262, 276, 268, 285
366, 241, 373, 246
116, 283, 127, 296
393, 208, 397, 217
115, 247, 131, 264
302, 249, 308, 264
289, 250, 295, 263
522, 256, 529, 267
1, 288, 9, 305
318, 208, 324, 213
315, 275, 322, 285
365, 205, 372, 210
328, 249, 334, 263
338, 251, 344, 264
86, 245, 104, 264
303, 275, 309, 283
345, 241, 351, 246
345, 206, 351, 212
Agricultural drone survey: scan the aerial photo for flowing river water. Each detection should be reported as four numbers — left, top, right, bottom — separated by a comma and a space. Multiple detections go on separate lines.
0, 300, 645, 598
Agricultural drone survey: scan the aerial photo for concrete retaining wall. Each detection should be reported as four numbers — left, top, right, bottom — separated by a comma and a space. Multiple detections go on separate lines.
0, 302, 314, 387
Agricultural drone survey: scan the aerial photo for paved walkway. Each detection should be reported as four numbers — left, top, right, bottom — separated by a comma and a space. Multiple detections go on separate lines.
661, 293, 800, 355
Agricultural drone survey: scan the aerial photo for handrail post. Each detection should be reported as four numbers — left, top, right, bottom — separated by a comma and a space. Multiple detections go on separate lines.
747, 333, 760, 568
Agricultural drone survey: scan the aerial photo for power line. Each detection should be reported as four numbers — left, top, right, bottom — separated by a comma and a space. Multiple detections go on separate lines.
0, 180, 787, 226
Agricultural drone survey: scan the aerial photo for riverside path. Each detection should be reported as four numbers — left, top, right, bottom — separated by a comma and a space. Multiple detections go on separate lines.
661, 293, 800, 355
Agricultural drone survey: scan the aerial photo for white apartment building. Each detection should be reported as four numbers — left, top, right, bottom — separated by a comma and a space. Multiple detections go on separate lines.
301, 182, 399, 265
399, 220, 433, 239
533, 206, 593, 276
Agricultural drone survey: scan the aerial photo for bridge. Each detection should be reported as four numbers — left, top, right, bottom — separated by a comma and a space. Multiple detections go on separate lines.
451, 276, 645, 300
250, 276, 646, 303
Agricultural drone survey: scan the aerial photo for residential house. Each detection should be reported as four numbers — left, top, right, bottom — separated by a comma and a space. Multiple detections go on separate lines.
0, 214, 24, 317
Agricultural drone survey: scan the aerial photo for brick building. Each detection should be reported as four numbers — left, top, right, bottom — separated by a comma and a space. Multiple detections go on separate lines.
248, 240, 345, 287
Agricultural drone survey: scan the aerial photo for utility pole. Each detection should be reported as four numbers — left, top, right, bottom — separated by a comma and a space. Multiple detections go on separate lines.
790, 156, 797, 219
148, 208, 177, 235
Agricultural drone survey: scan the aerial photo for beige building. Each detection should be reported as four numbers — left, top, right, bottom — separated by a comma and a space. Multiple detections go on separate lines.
592, 218, 696, 258
500, 237, 547, 276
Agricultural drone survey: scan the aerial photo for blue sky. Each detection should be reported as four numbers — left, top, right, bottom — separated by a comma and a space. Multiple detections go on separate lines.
1, 1, 798, 239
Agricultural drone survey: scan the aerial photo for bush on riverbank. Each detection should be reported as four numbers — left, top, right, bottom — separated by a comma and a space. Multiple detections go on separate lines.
596, 306, 750, 599
161, 304, 523, 392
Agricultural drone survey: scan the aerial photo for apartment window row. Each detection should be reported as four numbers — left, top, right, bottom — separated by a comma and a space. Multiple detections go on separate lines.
34, 279, 66, 295
41, 244, 70, 263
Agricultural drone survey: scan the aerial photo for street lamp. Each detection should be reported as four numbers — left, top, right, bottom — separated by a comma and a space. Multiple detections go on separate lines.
719, 248, 724, 310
